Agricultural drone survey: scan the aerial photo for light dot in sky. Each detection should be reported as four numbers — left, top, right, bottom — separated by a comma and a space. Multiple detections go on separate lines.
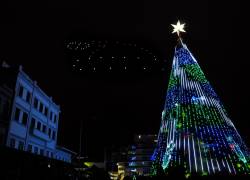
109, 66, 112, 70
76, 59, 79, 62
79, 68, 82, 71
93, 67, 96, 71
73, 64, 76, 67
124, 66, 127, 70
143, 67, 146, 70
137, 57, 140, 59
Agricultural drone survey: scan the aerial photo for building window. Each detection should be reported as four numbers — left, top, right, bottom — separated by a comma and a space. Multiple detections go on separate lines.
22, 111, 28, 125
48, 128, 51, 138
26, 91, 31, 103
39, 103, 43, 113
52, 131, 56, 140
30, 118, 36, 129
14, 107, 21, 122
34, 98, 38, 109
18, 85, 24, 98
54, 114, 57, 123
18, 141, 24, 150
42, 124, 47, 133
50, 111, 53, 121
27, 144, 32, 152
10, 138, 15, 148
40, 149, 44, 156
34, 146, 38, 154
44, 107, 48, 117
37, 121, 41, 130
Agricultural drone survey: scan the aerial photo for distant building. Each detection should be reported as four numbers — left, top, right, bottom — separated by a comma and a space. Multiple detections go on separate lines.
0, 81, 13, 145
56, 146, 76, 163
0, 62, 75, 163
105, 146, 128, 180
105, 134, 157, 179
126, 134, 157, 176
105, 146, 128, 171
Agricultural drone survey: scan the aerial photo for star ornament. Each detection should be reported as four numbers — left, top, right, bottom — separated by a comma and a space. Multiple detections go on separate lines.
171, 20, 186, 36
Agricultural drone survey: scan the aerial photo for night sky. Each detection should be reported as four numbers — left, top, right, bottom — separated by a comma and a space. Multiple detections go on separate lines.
1, 1, 249, 160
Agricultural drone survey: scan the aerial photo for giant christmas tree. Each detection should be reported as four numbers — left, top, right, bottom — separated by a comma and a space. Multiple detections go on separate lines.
151, 21, 250, 176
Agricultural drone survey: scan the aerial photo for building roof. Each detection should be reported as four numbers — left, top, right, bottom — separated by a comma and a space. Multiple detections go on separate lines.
18, 66, 60, 111
56, 145, 77, 155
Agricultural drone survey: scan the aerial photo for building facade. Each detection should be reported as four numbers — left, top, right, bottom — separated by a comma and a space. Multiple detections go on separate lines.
105, 134, 157, 179
126, 134, 157, 176
56, 146, 75, 163
0, 63, 74, 163
0, 84, 13, 145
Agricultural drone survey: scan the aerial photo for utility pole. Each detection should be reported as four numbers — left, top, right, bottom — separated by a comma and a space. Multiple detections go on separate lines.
79, 120, 83, 158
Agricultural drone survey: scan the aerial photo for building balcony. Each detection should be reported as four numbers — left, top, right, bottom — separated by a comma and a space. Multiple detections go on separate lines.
31, 129, 50, 141
9, 121, 27, 138
15, 96, 31, 111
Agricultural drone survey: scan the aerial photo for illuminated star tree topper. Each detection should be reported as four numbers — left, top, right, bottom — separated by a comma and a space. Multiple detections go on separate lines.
171, 20, 186, 38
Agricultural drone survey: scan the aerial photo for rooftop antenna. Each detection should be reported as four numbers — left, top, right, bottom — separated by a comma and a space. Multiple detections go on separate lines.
79, 120, 83, 158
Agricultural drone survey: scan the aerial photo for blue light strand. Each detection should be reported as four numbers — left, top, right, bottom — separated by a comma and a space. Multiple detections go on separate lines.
151, 42, 250, 176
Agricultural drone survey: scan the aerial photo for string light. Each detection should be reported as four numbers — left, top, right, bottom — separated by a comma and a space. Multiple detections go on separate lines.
151, 42, 250, 176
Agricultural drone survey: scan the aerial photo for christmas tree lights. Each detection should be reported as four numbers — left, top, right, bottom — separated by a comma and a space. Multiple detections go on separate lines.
151, 21, 250, 176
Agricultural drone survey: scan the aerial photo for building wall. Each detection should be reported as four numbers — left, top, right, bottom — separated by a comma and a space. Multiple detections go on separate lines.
106, 134, 157, 179
1, 66, 72, 163
56, 147, 73, 163
126, 134, 157, 176
0, 85, 13, 145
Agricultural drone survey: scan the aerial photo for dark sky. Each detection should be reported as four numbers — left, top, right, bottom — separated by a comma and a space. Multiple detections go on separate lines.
1, 1, 249, 160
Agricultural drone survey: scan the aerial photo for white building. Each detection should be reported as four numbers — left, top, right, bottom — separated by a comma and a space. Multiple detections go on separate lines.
1, 64, 75, 163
